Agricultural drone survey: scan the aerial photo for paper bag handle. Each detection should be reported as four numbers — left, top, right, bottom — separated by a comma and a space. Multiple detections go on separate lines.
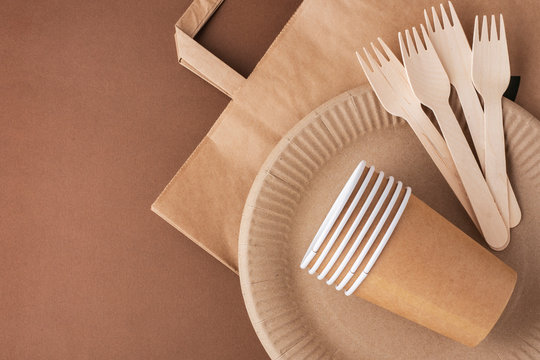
175, 0, 246, 98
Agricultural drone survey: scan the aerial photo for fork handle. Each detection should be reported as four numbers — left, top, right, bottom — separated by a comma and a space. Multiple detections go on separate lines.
434, 102, 509, 250
455, 80, 486, 170
455, 81, 521, 227
406, 105, 479, 231
484, 97, 510, 228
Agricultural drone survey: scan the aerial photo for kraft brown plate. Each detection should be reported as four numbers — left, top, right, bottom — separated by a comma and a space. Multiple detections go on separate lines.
239, 85, 540, 359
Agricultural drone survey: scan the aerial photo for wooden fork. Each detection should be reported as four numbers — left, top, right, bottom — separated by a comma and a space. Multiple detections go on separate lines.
399, 25, 509, 250
356, 39, 479, 231
472, 14, 512, 229
425, 2, 520, 228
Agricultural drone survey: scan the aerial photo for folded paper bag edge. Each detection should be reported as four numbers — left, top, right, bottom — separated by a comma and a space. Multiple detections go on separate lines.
176, 0, 224, 38
151, 134, 239, 273
174, 21, 246, 99
151, 201, 238, 274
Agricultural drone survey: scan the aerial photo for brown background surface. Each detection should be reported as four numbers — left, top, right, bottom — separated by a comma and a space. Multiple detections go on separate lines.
1, 0, 301, 358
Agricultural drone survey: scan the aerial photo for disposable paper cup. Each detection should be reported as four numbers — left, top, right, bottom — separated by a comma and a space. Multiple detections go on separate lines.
302, 163, 517, 347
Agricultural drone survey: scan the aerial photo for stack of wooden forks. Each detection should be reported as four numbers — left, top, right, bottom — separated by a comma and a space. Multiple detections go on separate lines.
357, 1, 520, 250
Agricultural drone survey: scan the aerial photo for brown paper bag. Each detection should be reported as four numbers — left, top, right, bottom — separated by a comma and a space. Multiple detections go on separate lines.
152, 0, 540, 273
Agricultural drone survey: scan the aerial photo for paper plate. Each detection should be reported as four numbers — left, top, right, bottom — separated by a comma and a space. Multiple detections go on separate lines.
239, 85, 540, 359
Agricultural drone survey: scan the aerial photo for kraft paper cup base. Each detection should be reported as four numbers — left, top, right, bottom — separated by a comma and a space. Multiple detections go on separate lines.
239, 85, 540, 359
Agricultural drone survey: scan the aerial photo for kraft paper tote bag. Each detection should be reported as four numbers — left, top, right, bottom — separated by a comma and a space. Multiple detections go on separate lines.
152, 0, 540, 273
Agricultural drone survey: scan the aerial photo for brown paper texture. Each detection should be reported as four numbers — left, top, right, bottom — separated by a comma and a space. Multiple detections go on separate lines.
153, 0, 540, 273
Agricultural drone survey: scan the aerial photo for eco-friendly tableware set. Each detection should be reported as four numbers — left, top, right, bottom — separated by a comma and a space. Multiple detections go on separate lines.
301, 1, 521, 346
156, 0, 540, 355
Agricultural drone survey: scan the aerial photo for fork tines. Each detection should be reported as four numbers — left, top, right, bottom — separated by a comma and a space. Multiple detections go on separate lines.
356, 38, 418, 120
400, 25, 434, 58
357, 38, 399, 73
474, 14, 506, 44
425, 2, 460, 33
